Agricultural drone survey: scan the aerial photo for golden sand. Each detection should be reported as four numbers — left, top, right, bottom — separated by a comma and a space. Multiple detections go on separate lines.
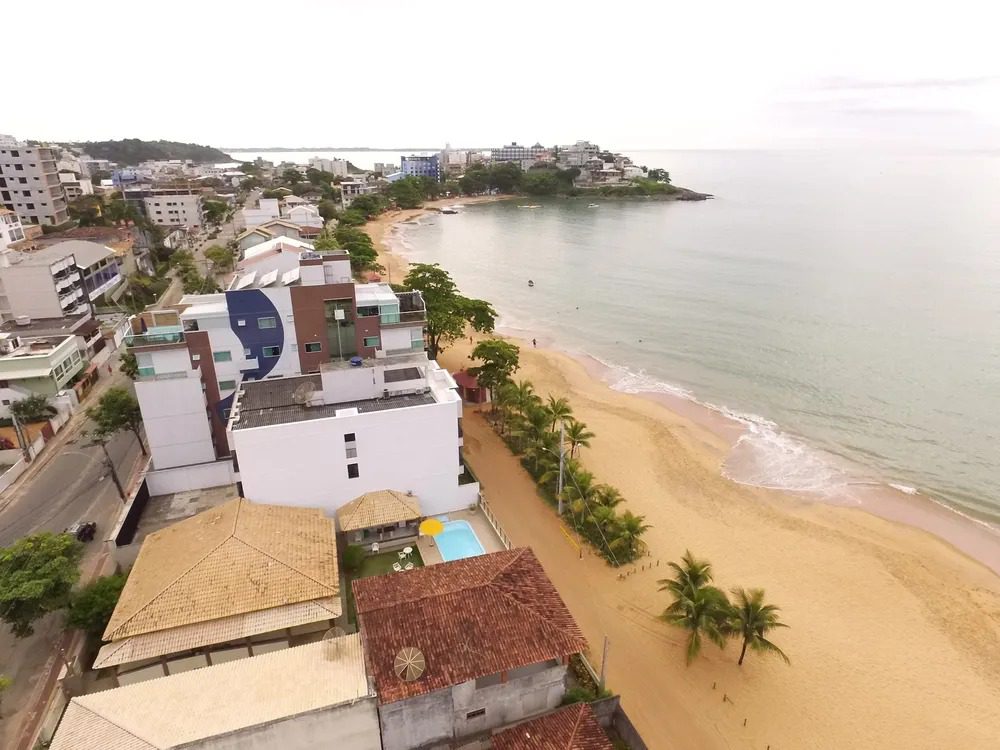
374, 206, 1000, 750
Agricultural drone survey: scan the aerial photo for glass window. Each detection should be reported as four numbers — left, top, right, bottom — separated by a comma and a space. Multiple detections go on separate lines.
344, 433, 356, 442
138, 366, 155, 377
218, 379, 237, 391
357, 305, 379, 318
258, 317, 277, 329
213, 351, 232, 362
304, 342, 321, 353
363, 336, 380, 348
347, 463, 359, 479
262, 345, 280, 358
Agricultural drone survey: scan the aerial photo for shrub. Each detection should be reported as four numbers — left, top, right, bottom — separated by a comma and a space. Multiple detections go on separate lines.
343, 545, 366, 573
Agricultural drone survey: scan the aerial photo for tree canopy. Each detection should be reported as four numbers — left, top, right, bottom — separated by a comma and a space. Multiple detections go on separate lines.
0, 532, 82, 637
87, 387, 146, 455
66, 573, 128, 637
402, 264, 496, 358
332, 226, 382, 275
204, 245, 235, 272
10, 394, 51, 423
71, 139, 230, 165
469, 339, 520, 400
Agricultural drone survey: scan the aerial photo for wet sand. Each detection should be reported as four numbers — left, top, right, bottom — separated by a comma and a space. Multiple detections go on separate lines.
374, 208, 1000, 749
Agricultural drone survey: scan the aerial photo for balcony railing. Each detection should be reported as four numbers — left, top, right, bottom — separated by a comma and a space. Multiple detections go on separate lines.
125, 331, 186, 348
380, 309, 426, 325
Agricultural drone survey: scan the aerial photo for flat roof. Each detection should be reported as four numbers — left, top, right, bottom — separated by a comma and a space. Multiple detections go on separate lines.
18, 239, 114, 268
234, 387, 436, 430
51, 634, 371, 750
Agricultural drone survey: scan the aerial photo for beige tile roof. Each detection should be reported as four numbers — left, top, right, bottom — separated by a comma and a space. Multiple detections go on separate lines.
105, 499, 338, 641
337, 489, 422, 532
93, 597, 341, 669
51, 634, 372, 750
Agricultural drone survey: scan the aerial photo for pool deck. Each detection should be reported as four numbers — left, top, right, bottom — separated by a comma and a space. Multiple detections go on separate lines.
417, 507, 507, 565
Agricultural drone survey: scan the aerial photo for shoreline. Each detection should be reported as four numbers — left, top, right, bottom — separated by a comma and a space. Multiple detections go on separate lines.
374, 205, 1000, 576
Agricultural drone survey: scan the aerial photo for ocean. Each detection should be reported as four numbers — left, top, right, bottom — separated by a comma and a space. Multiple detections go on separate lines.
374, 149, 1000, 536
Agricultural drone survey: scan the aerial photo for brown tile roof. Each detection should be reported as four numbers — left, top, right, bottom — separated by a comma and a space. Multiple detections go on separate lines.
104, 499, 338, 641
353, 548, 586, 704
491, 704, 614, 750
337, 489, 421, 532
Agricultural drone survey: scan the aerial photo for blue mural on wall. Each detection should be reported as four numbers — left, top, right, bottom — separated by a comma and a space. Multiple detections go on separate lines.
214, 289, 285, 421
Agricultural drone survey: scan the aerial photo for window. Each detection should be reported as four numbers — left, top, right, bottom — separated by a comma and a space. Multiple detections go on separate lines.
213, 351, 232, 362
138, 366, 155, 377
222, 408, 232, 419
466, 708, 486, 720
257, 316, 277, 329
243, 347, 252, 357
344, 433, 356, 443
218, 379, 237, 391
1, 399, 9, 406
236, 319, 246, 327
347, 463, 359, 479
262, 345, 280, 358
304, 342, 321, 353
363, 336, 380, 348
14, 165, 22, 171
191, 354, 201, 362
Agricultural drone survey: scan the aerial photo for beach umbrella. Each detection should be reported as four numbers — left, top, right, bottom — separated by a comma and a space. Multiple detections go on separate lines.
419, 518, 444, 536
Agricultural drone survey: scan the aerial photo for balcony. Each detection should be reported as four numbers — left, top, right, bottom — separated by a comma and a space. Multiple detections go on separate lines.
55, 272, 81, 291
125, 329, 186, 349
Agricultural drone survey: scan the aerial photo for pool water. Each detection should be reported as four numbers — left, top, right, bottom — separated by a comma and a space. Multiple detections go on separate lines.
435, 520, 486, 561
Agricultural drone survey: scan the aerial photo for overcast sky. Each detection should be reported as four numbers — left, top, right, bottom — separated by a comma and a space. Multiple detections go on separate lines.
8, 1, 998, 150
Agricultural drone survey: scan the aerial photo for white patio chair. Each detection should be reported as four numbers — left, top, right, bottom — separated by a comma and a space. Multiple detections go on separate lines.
404, 562, 414, 570
398, 551, 407, 560
392, 562, 403, 572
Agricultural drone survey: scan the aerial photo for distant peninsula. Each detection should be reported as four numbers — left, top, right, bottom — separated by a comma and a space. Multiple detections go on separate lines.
70, 139, 232, 165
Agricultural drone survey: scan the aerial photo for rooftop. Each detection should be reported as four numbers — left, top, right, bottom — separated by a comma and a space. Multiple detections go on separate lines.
15, 239, 115, 268
337, 489, 422, 533
105, 498, 339, 641
353, 548, 586, 704
0, 311, 93, 336
491, 704, 614, 750
51, 634, 372, 750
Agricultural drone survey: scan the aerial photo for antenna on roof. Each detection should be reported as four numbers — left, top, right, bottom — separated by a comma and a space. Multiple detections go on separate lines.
394, 647, 426, 682
291, 381, 317, 405
321, 626, 349, 660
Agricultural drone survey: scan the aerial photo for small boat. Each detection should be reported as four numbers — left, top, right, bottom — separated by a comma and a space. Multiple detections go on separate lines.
440, 207, 458, 214
588, 203, 600, 208
528, 280, 534, 287
518, 204, 541, 209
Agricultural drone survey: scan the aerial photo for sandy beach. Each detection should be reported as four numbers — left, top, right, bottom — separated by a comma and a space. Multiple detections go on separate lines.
369, 206, 1000, 749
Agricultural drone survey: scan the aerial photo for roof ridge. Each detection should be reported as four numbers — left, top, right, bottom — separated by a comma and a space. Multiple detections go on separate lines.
230, 530, 339, 596
568, 703, 586, 747
73, 702, 160, 749
106, 502, 241, 640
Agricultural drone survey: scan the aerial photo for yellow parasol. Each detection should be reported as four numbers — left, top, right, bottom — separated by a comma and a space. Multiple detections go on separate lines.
419, 518, 444, 536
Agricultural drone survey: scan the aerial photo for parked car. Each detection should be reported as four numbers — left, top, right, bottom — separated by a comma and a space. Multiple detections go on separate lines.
65, 521, 97, 542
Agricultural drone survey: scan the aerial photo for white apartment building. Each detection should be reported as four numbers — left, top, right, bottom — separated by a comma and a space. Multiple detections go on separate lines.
228, 352, 475, 517
0, 209, 29, 253
341, 180, 380, 208
0, 333, 85, 415
0, 136, 70, 227
58, 172, 94, 200
283, 203, 324, 228
308, 157, 349, 178
143, 191, 203, 228
237, 197, 281, 229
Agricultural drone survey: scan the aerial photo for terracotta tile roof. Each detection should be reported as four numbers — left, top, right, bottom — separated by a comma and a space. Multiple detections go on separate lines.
104, 499, 338, 641
337, 489, 421, 532
491, 704, 614, 750
353, 548, 585, 704
51, 634, 372, 750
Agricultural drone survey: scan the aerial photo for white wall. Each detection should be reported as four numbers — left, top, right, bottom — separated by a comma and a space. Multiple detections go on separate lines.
380, 326, 419, 353
145, 459, 235, 495
135, 374, 216, 469
239, 199, 281, 229
232, 400, 463, 516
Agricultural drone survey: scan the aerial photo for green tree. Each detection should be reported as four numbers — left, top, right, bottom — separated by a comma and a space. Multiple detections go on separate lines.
204, 245, 235, 272
403, 264, 497, 358
87, 387, 147, 455
647, 168, 670, 183
389, 177, 424, 209
658, 551, 730, 664
0, 674, 11, 717
729, 588, 790, 666
0, 533, 82, 637
608, 511, 650, 561
305, 167, 328, 185
281, 168, 302, 184
336, 209, 368, 227
469, 339, 520, 406
66, 573, 127, 637
317, 200, 339, 223
119, 351, 139, 380
203, 200, 228, 225
349, 193, 386, 219
333, 226, 382, 275
565, 419, 595, 458
10, 394, 50, 423
313, 232, 341, 253
67, 195, 106, 226
544, 396, 573, 432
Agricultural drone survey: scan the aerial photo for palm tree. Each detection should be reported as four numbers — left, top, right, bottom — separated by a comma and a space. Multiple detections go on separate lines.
563, 467, 598, 523
657, 550, 715, 599
510, 380, 539, 417
661, 584, 731, 664
729, 588, 790, 666
544, 395, 573, 432
511, 407, 550, 454
608, 510, 650, 562
594, 484, 624, 509
524, 430, 559, 474
564, 419, 595, 458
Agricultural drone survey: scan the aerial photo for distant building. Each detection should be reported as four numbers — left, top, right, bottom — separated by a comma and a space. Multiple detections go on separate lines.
0, 136, 70, 227
123, 186, 204, 229
557, 140, 602, 167
400, 154, 441, 181
622, 164, 645, 179
238, 197, 281, 229
373, 162, 397, 176
0, 209, 29, 253
58, 171, 93, 200
341, 179, 380, 208
308, 156, 350, 178
353, 548, 587, 750
78, 156, 112, 177
0, 332, 85, 416
490, 141, 549, 170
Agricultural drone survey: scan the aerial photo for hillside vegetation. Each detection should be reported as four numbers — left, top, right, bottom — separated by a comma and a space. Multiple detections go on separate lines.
72, 139, 231, 165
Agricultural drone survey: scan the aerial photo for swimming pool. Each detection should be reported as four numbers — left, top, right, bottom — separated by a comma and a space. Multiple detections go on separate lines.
435, 520, 486, 562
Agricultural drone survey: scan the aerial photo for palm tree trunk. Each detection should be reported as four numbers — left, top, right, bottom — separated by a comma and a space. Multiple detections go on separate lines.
738, 638, 749, 665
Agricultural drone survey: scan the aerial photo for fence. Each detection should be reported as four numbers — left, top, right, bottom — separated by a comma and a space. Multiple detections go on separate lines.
590, 695, 650, 750
478, 493, 513, 550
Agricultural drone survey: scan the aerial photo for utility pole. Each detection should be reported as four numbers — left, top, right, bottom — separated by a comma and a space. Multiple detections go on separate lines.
599, 635, 610, 692
556, 420, 565, 515
10, 411, 31, 464
91, 434, 126, 501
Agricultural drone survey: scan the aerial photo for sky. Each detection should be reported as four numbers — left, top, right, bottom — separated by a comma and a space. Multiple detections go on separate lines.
7, 0, 999, 151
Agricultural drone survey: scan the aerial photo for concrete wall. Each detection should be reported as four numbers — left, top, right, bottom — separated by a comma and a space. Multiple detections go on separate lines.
232, 399, 464, 516
145, 459, 235, 495
135, 372, 216, 469
0, 264, 62, 319
186, 699, 382, 750
379, 663, 568, 750
0, 457, 27, 493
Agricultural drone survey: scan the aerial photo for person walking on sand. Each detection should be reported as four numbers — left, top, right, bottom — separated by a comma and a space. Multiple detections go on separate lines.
532, 338, 537, 348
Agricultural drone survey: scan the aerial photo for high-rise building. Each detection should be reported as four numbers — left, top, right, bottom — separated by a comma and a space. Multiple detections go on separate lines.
490, 141, 549, 168
0, 136, 70, 227
400, 154, 441, 181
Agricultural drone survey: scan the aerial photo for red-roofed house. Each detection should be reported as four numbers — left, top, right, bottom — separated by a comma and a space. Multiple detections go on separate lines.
491, 704, 614, 750
353, 548, 587, 750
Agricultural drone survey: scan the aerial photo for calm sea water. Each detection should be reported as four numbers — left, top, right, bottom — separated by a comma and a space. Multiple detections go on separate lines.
386, 150, 1000, 527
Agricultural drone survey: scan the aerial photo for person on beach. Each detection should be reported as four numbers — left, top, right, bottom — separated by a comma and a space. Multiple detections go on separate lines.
532, 338, 537, 347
